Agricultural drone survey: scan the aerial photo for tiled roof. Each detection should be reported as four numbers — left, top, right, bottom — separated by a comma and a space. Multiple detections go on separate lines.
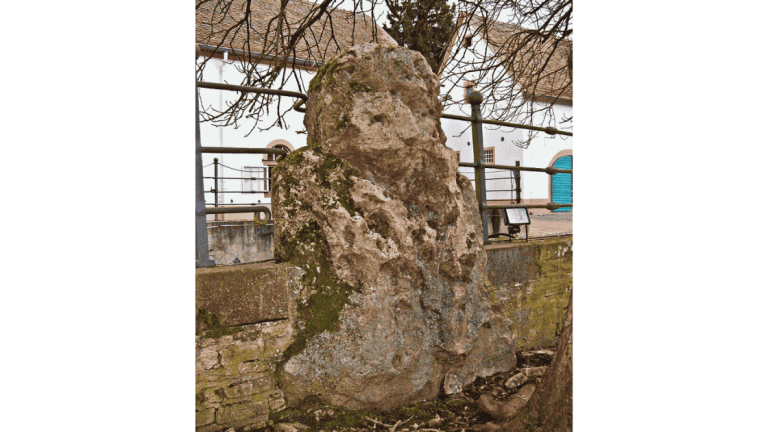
196, 0, 396, 66
466, 15, 572, 101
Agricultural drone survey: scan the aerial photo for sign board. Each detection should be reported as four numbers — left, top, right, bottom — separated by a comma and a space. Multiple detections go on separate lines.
504, 208, 530, 225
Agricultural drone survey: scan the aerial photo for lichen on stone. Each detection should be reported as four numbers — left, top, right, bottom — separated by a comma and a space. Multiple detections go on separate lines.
271, 43, 516, 410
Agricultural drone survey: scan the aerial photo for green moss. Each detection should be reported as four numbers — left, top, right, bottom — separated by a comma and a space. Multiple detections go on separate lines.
272, 150, 363, 373
308, 57, 340, 93
275, 219, 357, 373
335, 111, 351, 131
196, 308, 243, 339
313, 154, 361, 217
348, 81, 373, 93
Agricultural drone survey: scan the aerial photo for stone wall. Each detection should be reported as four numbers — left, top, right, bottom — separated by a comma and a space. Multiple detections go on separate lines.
485, 238, 573, 351
207, 221, 274, 266
195, 237, 572, 431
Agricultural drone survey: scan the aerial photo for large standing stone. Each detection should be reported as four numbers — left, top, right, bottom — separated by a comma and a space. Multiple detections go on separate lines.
272, 43, 516, 409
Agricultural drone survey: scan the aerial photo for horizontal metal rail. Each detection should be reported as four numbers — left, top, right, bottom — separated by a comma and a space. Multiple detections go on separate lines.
208, 203, 266, 206
203, 205, 271, 216
204, 176, 267, 180
488, 162, 572, 174
206, 190, 265, 194
487, 203, 572, 210
196, 81, 308, 113
195, 206, 272, 223
459, 161, 571, 174
441, 113, 572, 136
200, 146, 288, 155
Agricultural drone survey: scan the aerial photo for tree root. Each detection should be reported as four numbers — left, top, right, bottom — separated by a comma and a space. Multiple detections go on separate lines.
477, 382, 537, 420
365, 415, 414, 432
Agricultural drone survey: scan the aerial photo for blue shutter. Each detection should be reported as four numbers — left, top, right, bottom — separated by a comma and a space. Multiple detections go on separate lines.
551, 156, 572, 212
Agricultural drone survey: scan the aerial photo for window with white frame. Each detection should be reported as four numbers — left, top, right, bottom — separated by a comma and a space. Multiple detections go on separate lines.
483, 147, 495, 164
243, 166, 268, 192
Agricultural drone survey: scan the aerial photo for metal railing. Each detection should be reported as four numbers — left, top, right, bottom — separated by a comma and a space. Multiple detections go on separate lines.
447, 91, 572, 243
204, 158, 271, 222
195, 81, 572, 267
195, 83, 301, 267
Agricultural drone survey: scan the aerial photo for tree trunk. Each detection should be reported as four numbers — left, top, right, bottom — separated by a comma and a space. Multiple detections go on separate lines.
479, 293, 573, 432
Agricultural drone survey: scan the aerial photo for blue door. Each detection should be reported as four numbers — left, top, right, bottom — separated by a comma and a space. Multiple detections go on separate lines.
551, 156, 572, 212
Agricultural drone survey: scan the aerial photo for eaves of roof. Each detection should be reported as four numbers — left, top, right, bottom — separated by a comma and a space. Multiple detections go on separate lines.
440, 12, 572, 102
195, 0, 396, 67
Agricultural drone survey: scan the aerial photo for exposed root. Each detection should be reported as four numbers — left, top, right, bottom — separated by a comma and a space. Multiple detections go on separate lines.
477, 382, 537, 419
365, 415, 414, 432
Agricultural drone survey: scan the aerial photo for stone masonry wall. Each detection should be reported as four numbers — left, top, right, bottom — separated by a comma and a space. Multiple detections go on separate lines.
195, 238, 572, 431
485, 238, 573, 351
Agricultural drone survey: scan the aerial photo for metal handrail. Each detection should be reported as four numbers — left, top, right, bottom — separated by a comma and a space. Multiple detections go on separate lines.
196, 83, 572, 267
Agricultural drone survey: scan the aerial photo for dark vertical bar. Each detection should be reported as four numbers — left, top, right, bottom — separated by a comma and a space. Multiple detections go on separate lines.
515, 161, 522, 204
469, 91, 489, 243
196, 84, 215, 268
213, 158, 219, 221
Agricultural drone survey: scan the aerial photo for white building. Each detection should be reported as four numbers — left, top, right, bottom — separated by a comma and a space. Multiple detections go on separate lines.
196, 0, 395, 220
196, 2, 572, 224
437, 14, 573, 218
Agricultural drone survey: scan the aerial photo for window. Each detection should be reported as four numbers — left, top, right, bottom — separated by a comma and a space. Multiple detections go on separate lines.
463, 35, 473, 48
243, 166, 268, 192
262, 142, 294, 197
483, 147, 495, 164
455, 150, 461, 162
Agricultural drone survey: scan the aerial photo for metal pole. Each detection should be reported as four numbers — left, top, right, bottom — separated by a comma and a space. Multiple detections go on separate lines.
515, 161, 522, 204
469, 91, 489, 243
213, 158, 219, 221
196, 83, 215, 268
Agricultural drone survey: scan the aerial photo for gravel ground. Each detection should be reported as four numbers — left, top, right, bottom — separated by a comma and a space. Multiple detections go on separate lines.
528, 212, 572, 238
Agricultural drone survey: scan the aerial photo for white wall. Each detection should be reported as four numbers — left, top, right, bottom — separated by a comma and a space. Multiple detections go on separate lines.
519, 100, 572, 203
438, 24, 573, 206
197, 57, 316, 209
196, 30, 573, 213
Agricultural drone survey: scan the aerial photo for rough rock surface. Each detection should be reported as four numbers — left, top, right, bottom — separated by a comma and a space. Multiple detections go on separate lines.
272, 43, 516, 409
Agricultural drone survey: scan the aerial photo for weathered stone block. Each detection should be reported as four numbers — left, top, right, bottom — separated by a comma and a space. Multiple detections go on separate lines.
484, 239, 573, 352
196, 408, 216, 427
272, 43, 516, 409
196, 262, 300, 328
217, 398, 269, 429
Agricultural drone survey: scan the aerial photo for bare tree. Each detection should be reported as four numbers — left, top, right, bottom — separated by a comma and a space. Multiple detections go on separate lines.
196, 0, 391, 135
196, 1, 573, 429
197, 0, 572, 141
439, 0, 572, 147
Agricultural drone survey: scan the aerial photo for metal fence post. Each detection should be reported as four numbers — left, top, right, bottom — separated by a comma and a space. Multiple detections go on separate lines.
196, 86, 215, 268
213, 158, 219, 221
469, 91, 489, 243
515, 161, 522, 204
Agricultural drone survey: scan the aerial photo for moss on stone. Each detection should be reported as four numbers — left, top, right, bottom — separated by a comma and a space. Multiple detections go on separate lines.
275, 218, 357, 373
196, 308, 243, 339
308, 57, 340, 93
335, 111, 351, 131
348, 81, 373, 93
313, 153, 361, 217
